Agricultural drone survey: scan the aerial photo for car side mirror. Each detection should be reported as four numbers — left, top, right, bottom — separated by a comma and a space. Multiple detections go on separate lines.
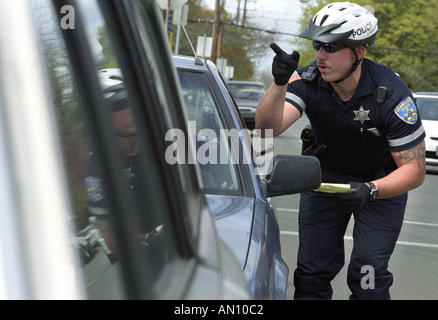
262, 154, 321, 197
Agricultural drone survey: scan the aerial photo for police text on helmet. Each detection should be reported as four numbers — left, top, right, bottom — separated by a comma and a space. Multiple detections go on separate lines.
352, 22, 374, 39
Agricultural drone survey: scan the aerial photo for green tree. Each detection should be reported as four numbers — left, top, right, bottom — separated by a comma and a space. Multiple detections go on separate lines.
97, 27, 119, 69
294, 0, 438, 92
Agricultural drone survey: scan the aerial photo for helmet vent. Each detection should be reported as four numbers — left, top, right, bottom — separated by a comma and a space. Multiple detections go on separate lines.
320, 15, 329, 25
110, 75, 123, 81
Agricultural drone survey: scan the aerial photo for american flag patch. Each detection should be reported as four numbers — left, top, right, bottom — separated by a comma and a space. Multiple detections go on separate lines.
288, 71, 301, 84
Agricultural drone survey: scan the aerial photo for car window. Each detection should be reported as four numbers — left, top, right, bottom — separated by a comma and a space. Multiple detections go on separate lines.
30, 0, 194, 299
416, 97, 438, 121
177, 69, 244, 196
227, 83, 266, 101
129, 1, 200, 229
30, 0, 126, 299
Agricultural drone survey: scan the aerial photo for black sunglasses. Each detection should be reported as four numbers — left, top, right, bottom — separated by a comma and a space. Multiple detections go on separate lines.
312, 41, 348, 53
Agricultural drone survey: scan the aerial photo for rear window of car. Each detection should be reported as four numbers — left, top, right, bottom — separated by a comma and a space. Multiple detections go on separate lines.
227, 83, 266, 101
416, 97, 438, 121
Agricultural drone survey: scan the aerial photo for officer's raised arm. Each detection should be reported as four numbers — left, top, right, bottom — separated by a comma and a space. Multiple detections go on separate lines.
255, 43, 301, 137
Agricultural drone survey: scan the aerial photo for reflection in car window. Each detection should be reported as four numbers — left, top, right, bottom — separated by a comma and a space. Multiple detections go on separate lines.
177, 70, 243, 196
77, 0, 184, 298
130, 1, 198, 231
32, 0, 186, 299
31, 0, 128, 299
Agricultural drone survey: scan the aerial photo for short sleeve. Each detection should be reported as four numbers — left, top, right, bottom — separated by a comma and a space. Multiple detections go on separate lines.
285, 71, 307, 115
384, 94, 426, 152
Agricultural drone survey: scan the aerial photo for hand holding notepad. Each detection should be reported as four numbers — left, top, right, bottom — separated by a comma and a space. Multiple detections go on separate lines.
314, 183, 351, 193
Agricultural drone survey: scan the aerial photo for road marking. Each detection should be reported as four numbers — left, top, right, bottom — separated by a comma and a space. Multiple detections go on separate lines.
277, 208, 438, 228
276, 208, 299, 213
403, 220, 438, 228
395, 240, 438, 249
281, 231, 299, 236
278, 208, 438, 249
280, 231, 438, 249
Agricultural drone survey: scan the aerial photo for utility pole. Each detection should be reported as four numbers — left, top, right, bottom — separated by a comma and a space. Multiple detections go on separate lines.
236, 0, 241, 24
242, 0, 247, 26
211, 0, 222, 63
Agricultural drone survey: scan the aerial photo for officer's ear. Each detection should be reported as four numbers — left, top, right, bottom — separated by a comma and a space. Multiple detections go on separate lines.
355, 46, 365, 60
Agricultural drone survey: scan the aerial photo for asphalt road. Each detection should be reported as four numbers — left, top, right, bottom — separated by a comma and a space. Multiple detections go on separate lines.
269, 114, 438, 300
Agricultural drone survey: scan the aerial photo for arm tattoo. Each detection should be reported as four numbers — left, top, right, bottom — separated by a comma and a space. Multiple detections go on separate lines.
397, 141, 426, 172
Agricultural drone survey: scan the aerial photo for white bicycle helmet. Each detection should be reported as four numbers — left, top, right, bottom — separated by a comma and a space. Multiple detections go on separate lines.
98, 68, 128, 111
300, 2, 378, 48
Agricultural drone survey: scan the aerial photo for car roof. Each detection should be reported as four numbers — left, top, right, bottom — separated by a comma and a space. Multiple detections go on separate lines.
172, 54, 208, 71
413, 92, 438, 98
227, 80, 266, 87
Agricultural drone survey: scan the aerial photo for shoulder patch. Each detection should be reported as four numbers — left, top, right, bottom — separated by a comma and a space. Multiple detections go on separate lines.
85, 177, 104, 202
394, 97, 418, 124
288, 71, 301, 84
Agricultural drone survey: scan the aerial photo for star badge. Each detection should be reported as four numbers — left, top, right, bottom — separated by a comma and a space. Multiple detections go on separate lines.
125, 167, 135, 179
353, 106, 371, 125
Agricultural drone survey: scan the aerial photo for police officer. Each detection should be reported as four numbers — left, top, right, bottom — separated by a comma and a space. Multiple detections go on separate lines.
85, 69, 158, 259
256, 2, 426, 299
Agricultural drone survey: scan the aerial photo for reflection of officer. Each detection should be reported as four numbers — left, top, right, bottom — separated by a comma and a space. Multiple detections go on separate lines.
256, 3, 426, 299
85, 69, 154, 257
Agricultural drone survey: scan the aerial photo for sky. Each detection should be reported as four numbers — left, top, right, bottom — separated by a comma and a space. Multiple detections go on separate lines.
202, 0, 306, 75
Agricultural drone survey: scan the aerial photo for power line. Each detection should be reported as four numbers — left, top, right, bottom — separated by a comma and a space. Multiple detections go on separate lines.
188, 18, 300, 37
368, 45, 438, 56
189, 19, 438, 56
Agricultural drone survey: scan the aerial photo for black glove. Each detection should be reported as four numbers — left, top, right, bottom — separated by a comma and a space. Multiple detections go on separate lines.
334, 182, 370, 212
270, 43, 300, 86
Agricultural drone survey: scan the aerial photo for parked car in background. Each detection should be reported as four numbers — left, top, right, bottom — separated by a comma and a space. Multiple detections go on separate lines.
173, 55, 321, 299
0, 0, 251, 300
226, 81, 267, 129
414, 92, 438, 166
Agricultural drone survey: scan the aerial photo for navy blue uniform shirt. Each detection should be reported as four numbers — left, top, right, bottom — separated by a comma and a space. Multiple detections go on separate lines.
286, 58, 425, 183
85, 152, 144, 217
85, 151, 160, 232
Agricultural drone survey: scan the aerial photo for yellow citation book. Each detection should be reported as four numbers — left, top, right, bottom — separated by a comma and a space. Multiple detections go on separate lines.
314, 183, 351, 193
